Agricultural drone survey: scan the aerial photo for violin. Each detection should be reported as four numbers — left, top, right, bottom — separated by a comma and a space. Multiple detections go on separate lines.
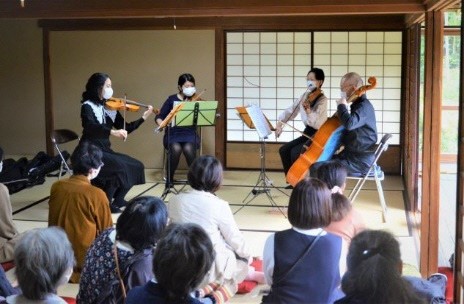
302, 88, 323, 110
105, 97, 160, 114
186, 89, 206, 102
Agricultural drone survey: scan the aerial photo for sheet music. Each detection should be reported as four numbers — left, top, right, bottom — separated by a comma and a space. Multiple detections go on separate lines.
245, 105, 272, 139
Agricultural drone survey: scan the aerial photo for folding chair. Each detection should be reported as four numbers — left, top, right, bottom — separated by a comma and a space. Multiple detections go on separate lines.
50, 129, 79, 179
347, 133, 392, 222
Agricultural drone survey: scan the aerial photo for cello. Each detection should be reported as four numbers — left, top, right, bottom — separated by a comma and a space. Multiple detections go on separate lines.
286, 76, 377, 187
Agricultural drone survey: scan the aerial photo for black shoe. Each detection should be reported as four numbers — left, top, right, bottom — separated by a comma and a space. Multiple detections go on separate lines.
113, 199, 128, 208
110, 204, 122, 214
285, 185, 294, 190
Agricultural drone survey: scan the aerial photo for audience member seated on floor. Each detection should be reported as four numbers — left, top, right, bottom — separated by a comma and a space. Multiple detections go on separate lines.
126, 223, 215, 304
0, 147, 23, 264
168, 155, 264, 304
262, 178, 346, 304
77, 196, 168, 304
5, 227, 74, 304
335, 229, 442, 304
48, 141, 113, 283
0, 264, 18, 300
314, 160, 365, 243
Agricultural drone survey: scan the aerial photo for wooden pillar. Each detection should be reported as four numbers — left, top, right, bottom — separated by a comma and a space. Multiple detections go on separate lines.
214, 28, 225, 165
454, 3, 464, 301
403, 24, 421, 211
420, 10, 443, 277
43, 28, 54, 155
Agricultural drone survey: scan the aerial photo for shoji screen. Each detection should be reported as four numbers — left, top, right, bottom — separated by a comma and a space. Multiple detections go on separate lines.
226, 31, 402, 145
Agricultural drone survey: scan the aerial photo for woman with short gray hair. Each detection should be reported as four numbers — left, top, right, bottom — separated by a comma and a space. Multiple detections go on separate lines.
6, 227, 74, 303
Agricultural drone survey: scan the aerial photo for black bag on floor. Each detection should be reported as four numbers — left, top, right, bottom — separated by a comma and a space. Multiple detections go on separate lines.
0, 151, 67, 194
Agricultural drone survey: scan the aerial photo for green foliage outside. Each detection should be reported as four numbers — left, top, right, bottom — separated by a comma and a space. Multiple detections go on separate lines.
419, 10, 461, 154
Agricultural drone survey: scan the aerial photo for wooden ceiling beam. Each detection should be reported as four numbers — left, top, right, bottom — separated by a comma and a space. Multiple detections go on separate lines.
38, 15, 408, 31
405, 13, 425, 26
424, 0, 460, 11
0, 0, 425, 19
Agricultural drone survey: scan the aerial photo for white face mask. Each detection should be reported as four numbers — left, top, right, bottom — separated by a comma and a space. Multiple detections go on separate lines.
182, 86, 196, 97
307, 80, 316, 91
340, 91, 347, 100
103, 87, 113, 100
0, 161, 3, 173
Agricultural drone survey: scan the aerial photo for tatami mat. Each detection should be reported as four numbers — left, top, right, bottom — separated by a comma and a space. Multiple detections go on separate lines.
7, 169, 412, 303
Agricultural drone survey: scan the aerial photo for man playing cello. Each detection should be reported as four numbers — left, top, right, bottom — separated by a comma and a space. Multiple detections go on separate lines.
310, 72, 378, 177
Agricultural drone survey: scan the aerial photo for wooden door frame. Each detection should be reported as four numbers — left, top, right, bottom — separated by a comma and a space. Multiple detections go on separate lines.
454, 2, 464, 301
420, 10, 443, 277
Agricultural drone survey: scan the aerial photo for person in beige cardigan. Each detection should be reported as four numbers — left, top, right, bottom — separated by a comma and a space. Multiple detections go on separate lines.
168, 155, 263, 304
0, 147, 22, 263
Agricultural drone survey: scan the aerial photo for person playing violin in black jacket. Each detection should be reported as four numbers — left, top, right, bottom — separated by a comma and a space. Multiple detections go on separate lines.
80, 72, 154, 213
155, 73, 201, 188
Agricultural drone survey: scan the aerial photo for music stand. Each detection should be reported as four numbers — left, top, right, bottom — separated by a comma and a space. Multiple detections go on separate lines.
154, 103, 185, 200
175, 101, 218, 128
234, 105, 288, 217
163, 101, 218, 197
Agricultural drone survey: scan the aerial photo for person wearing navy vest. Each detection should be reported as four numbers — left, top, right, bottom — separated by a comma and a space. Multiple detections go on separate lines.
262, 178, 347, 304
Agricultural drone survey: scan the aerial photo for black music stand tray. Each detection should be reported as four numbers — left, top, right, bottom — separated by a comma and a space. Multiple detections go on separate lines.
233, 106, 288, 217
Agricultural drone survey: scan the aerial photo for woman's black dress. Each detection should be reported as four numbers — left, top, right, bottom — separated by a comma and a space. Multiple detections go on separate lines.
80, 101, 146, 192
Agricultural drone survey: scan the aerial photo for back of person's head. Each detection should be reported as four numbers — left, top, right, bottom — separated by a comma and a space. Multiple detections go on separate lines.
82, 72, 110, 103
288, 178, 332, 229
314, 160, 347, 190
341, 229, 426, 304
187, 155, 223, 193
116, 196, 168, 251
153, 223, 215, 304
331, 193, 352, 222
70, 141, 103, 175
14, 227, 74, 300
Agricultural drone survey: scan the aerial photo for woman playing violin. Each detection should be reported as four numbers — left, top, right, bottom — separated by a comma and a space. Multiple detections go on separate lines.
80, 72, 154, 213
275, 68, 328, 187
155, 73, 200, 188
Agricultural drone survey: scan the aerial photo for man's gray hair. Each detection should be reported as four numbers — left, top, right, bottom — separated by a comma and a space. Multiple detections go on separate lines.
342, 72, 364, 88
14, 227, 74, 300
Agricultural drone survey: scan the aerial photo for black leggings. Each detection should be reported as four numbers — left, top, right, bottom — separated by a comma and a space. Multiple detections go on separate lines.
167, 142, 196, 184
104, 184, 130, 207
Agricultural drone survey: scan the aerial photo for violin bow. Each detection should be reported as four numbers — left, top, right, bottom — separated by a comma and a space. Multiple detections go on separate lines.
278, 120, 323, 149
278, 120, 311, 140
191, 89, 206, 101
